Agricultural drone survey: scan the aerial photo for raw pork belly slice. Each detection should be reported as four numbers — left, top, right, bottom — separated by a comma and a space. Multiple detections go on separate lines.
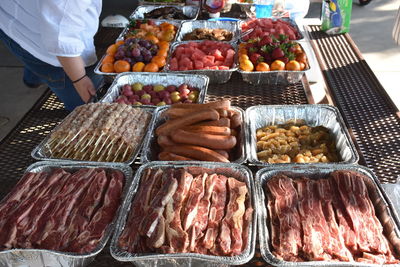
265, 171, 400, 264
316, 179, 353, 261
266, 175, 302, 261
117, 168, 253, 256
0, 167, 124, 253
203, 175, 227, 251
164, 169, 193, 253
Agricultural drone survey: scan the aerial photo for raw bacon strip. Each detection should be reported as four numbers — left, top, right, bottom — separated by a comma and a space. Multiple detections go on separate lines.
139, 169, 178, 238
67, 169, 124, 253
27, 169, 95, 246
241, 199, 253, 252
182, 173, 207, 231
59, 169, 109, 249
36, 168, 98, 249
118, 169, 162, 253
0, 172, 41, 215
329, 178, 358, 252
0, 172, 47, 225
317, 179, 353, 261
266, 175, 302, 261
0, 172, 57, 248
164, 169, 193, 253
147, 215, 166, 249
332, 171, 390, 254
296, 178, 332, 261
203, 175, 227, 250
189, 173, 217, 252
222, 178, 248, 256
16, 170, 72, 248
266, 187, 280, 254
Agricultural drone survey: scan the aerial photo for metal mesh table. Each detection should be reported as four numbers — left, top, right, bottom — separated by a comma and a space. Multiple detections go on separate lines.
0, 25, 399, 266
308, 25, 400, 183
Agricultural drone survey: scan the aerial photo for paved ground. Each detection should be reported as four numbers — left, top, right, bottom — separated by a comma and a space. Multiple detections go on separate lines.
0, 0, 399, 141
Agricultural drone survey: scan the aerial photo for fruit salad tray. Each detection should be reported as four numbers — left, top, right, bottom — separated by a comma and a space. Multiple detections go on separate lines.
164, 40, 238, 84
239, 18, 304, 42
99, 72, 209, 108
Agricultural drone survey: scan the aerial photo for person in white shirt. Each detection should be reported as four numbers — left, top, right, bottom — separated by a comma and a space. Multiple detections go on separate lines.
0, 0, 103, 111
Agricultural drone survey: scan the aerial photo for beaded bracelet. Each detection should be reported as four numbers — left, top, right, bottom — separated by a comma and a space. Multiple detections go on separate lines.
72, 73, 87, 84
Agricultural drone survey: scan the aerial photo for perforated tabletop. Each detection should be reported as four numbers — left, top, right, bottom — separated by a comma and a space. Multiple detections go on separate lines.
0, 25, 399, 267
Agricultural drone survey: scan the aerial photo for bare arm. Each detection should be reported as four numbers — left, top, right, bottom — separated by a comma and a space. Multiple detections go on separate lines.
57, 56, 96, 103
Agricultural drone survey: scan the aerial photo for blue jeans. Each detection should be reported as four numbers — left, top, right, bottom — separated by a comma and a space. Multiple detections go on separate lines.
0, 29, 103, 111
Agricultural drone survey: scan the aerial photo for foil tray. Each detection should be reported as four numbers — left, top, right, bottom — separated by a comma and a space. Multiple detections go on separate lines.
238, 17, 304, 42
141, 105, 247, 164
164, 41, 238, 84
175, 20, 240, 43
255, 164, 400, 266
245, 104, 359, 166
99, 72, 209, 108
94, 20, 182, 79
237, 42, 310, 85
0, 160, 133, 267
110, 161, 257, 266
130, 5, 200, 21
31, 104, 154, 165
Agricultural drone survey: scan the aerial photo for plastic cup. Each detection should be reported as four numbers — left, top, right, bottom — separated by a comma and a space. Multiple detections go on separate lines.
255, 4, 273, 18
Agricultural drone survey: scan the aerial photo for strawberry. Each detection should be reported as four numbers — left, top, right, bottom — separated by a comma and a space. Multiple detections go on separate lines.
272, 47, 285, 60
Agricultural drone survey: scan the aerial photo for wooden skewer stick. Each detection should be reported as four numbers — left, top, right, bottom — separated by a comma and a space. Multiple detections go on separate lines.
106, 141, 121, 161
97, 135, 110, 155
52, 134, 72, 151
64, 130, 82, 147
73, 132, 89, 149
120, 145, 131, 162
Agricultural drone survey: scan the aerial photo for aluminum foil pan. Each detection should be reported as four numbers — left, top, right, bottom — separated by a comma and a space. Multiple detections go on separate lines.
238, 42, 309, 85
176, 20, 240, 43
246, 104, 359, 165
129, 5, 200, 21
164, 41, 238, 84
110, 161, 257, 266
256, 164, 400, 266
141, 105, 247, 164
99, 72, 209, 108
31, 105, 154, 165
239, 18, 304, 42
0, 160, 133, 267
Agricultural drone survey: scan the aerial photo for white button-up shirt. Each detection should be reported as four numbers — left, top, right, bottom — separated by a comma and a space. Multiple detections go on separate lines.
0, 0, 102, 67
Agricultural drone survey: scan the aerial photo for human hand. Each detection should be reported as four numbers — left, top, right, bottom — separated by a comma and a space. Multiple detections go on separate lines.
73, 76, 96, 103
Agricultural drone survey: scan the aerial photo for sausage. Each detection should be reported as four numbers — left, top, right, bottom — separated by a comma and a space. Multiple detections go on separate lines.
226, 109, 236, 118
230, 113, 242, 129
157, 135, 176, 147
164, 108, 194, 119
193, 118, 231, 128
158, 151, 194, 161
184, 126, 231, 136
171, 129, 237, 150
156, 109, 220, 136
214, 149, 229, 159
216, 109, 228, 118
171, 100, 231, 110
164, 145, 230, 162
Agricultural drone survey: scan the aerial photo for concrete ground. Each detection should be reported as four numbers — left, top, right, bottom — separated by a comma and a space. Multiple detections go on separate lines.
0, 0, 399, 142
